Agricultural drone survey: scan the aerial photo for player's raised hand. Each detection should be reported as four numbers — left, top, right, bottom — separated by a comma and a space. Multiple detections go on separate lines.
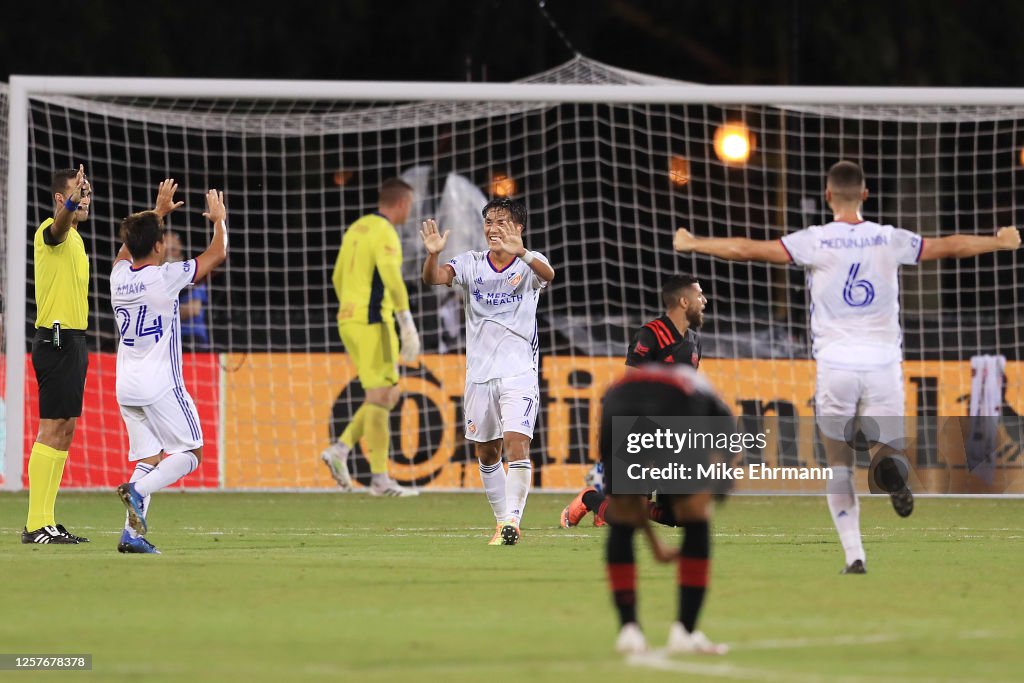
495, 222, 525, 257
153, 178, 185, 217
673, 227, 698, 253
420, 219, 450, 255
203, 189, 227, 225
996, 226, 1021, 250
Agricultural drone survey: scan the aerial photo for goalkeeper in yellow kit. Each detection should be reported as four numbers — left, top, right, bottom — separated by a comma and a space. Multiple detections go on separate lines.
320, 178, 421, 496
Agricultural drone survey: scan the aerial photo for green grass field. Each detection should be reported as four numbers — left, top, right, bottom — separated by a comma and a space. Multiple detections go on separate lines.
2, 492, 1021, 682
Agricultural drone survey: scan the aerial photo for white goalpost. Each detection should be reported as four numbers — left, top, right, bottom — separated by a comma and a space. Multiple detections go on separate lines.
4, 58, 1024, 493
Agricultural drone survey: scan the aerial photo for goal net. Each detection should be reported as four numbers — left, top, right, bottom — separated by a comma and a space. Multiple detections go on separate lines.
4, 58, 1023, 493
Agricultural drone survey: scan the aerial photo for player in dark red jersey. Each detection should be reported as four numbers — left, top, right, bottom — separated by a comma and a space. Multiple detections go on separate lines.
560, 274, 708, 528
599, 364, 732, 654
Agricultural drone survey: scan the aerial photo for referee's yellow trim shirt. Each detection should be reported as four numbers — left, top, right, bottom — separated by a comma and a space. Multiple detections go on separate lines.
34, 217, 90, 330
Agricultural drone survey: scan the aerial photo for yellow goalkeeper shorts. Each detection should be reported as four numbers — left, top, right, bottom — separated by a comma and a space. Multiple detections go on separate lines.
338, 321, 399, 390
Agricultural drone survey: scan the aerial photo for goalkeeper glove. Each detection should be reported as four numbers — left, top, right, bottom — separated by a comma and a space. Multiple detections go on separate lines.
395, 309, 421, 364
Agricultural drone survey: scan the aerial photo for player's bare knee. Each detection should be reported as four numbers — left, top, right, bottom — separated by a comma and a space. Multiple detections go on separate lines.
191, 446, 204, 464
476, 440, 502, 467
671, 492, 712, 523
502, 432, 531, 462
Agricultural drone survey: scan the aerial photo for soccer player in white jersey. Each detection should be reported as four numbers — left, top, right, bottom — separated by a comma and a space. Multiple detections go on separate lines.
420, 198, 555, 545
673, 161, 1020, 573
112, 181, 227, 553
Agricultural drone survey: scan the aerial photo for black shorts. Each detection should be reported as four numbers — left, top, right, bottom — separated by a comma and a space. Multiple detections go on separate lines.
31, 327, 89, 420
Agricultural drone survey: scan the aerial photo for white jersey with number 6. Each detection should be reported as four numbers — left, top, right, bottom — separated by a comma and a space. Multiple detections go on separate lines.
781, 221, 923, 370
111, 258, 197, 405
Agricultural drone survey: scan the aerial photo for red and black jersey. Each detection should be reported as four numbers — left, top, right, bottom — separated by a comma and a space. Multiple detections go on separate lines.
624, 315, 702, 369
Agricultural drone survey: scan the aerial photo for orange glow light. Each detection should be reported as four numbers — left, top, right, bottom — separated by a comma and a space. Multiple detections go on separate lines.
713, 122, 754, 165
669, 154, 690, 186
491, 174, 517, 197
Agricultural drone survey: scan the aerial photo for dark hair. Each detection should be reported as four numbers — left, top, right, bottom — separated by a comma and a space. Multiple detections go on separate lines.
120, 211, 165, 259
379, 178, 414, 206
662, 273, 699, 309
827, 160, 865, 202
482, 197, 528, 230
51, 169, 78, 197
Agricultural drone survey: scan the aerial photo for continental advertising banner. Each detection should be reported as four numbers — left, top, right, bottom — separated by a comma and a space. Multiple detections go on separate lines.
221, 355, 1024, 493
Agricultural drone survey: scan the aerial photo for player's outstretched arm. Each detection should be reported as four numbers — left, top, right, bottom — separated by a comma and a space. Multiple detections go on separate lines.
673, 227, 791, 264
420, 219, 454, 286
50, 164, 88, 244
920, 226, 1020, 261
194, 189, 228, 281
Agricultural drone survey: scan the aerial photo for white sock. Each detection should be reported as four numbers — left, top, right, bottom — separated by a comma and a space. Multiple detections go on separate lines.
478, 460, 507, 523
827, 465, 865, 565
126, 462, 154, 539
134, 451, 199, 498
505, 460, 533, 526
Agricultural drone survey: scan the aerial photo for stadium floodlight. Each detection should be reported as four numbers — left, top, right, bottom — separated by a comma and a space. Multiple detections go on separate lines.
714, 122, 754, 165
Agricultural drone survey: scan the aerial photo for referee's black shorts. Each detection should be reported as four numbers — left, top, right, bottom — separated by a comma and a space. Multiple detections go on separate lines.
31, 327, 89, 420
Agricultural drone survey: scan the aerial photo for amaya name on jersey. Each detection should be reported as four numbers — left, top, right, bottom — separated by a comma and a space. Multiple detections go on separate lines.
110, 258, 197, 406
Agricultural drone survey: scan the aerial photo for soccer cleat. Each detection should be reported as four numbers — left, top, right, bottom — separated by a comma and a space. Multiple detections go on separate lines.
890, 487, 914, 518
500, 523, 521, 545
55, 524, 90, 543
841, 559, 867, 574
666, 623, 729, 655
593, 513, 607, 527
117, 482, 148, 535
559, 487, 593, 528
21, 525, 78, 545
117, 530, 161, 554
369, 476, 419, 497
615, 623, 648, 655
320, 442, 353, 491
488, 523, 504, 545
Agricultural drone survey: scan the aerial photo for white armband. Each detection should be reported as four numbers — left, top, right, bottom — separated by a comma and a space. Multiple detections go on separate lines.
521, 251, 535, 265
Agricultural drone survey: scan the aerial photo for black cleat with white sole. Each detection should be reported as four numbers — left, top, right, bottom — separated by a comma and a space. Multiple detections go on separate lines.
21, 525, 78, 544
56, 524, 90, 543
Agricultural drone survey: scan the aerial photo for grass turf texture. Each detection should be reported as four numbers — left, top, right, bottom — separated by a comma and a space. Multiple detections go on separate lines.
2, 493, 1021, 682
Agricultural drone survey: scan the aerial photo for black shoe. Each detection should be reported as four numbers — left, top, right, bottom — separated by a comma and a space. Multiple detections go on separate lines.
890, 487, 914, 518
841, 559, 867, 574
21, 526, 78, 545
500, 524, 521, 546
55, 524, 90, 543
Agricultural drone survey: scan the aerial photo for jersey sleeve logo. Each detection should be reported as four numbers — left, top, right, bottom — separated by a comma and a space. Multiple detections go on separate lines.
634, 342, 650, 357
183, 260, 191, 272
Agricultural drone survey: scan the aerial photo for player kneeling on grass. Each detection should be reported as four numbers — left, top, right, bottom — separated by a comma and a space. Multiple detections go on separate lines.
599, 365, 732, 656
111, 183, 227, 553
420, 198, 555, 545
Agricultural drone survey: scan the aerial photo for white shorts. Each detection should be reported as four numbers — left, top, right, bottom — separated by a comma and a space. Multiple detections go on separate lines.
464, 373, 540, 443
119, 387, 204, 461
815, 362, 905, 445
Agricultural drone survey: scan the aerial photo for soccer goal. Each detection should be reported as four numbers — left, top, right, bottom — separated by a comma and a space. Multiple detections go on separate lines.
4, 58, 1023, 493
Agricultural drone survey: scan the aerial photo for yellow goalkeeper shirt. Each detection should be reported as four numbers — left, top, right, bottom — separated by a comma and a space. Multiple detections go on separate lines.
33, 217, 90, 330
333, 212, 410, 325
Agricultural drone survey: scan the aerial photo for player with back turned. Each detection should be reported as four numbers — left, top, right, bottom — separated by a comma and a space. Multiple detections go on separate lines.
674, 160, 1022, 573
319, 178, 421, 497
113, 183, 227, 553
560, 274, 706, 528
23, 165, 93, 545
